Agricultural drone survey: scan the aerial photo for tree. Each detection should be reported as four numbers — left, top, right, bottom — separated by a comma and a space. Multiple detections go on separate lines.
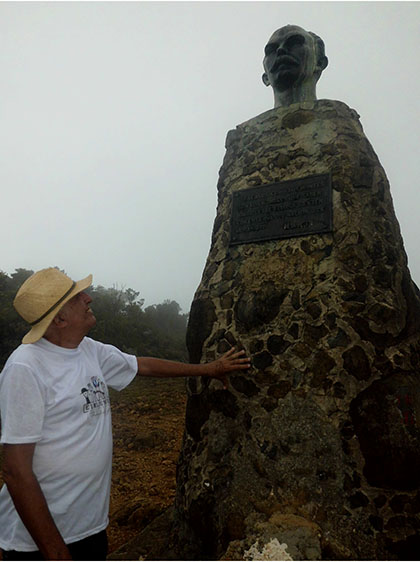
0, 271, 188, 367
0, 269, 34, 366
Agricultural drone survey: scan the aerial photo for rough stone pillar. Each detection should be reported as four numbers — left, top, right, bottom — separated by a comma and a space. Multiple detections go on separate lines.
174, 100, 420, 560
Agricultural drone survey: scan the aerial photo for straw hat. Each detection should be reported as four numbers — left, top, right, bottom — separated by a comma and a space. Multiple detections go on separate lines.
14, 268, 93, 344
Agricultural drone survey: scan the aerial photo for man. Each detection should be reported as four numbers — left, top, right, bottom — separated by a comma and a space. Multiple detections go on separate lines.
0, 268, 250, 561
262, 24, 328, 107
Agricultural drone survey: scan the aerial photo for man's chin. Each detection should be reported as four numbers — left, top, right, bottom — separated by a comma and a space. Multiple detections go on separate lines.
274, 71, 300, 89
87, 316, 97, 330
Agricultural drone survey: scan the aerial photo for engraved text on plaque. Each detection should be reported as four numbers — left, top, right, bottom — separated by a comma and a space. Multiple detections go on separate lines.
230, 173, 332, 245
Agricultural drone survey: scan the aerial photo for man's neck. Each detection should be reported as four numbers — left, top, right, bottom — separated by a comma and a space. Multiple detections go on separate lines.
43, 332, 84, 349
273, 80, 318, 108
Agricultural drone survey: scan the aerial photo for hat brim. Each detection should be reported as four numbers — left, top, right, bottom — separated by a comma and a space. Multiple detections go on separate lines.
22, 274, 93, 344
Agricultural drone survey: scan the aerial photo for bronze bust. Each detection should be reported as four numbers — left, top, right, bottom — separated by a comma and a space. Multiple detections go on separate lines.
262, 25, 328, 107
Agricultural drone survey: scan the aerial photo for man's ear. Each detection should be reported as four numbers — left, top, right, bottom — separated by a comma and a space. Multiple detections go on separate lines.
319, 55, 328, 71
52, 312, 68, 328
262, 72, 271, 87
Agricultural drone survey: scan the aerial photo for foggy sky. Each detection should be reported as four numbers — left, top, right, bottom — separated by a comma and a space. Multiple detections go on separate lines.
1, 1, 419, 312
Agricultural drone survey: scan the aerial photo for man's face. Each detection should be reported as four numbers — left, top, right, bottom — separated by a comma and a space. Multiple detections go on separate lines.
59, 291, 96, 335
262, 26, 316, 91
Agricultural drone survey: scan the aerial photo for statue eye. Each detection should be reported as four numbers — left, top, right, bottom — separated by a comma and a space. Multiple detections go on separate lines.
264, 43, 277, 56
285, 34, 305, 49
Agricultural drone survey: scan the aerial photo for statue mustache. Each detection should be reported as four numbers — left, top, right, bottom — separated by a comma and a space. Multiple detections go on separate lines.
270, 54, 299, 72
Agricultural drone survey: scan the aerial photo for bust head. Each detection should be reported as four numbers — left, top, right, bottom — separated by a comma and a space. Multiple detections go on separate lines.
262, 25, 328, 107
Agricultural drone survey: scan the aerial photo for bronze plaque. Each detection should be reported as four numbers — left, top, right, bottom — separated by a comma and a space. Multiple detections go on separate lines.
230, 173, 332, 245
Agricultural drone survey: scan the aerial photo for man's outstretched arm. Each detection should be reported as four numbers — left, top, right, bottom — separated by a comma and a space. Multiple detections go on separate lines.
2, 443, 72, 560
137, 348, 251, 389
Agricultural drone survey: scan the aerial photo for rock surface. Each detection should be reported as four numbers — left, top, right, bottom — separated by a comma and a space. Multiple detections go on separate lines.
172, 100, 420, 560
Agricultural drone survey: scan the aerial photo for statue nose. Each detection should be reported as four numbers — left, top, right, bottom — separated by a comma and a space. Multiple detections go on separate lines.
276, 45, 288, 56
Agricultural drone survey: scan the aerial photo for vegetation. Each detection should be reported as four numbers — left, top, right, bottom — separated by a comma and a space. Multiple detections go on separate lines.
0, 268, 188, 368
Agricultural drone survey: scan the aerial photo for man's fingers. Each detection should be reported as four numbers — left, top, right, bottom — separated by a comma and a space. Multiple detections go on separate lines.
224, 348, 249, 360
214, 348, 251, 380
225, 353, 251, 370
221, 347, 237, 358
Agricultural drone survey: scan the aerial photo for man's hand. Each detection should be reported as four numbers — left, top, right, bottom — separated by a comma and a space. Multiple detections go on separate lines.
137, 348, 251, 387
204, 348, 251, 389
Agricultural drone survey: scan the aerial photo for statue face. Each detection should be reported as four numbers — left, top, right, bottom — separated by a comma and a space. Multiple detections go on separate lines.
262, 25, 317, 92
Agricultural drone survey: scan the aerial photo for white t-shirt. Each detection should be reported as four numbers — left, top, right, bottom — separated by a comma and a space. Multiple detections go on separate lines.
0, 336, 138, 551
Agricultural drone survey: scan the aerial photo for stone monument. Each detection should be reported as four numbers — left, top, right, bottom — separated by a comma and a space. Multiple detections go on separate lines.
173, 24, 420, 560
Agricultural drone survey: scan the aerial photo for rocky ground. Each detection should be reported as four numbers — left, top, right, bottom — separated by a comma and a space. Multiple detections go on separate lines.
107, 376, 186, 555
0, 375, 187, 559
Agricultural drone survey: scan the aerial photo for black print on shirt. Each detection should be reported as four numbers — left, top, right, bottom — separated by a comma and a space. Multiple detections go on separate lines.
80, 376, 109, 416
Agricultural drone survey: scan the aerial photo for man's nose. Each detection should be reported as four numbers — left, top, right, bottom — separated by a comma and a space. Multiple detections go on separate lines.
81, 291, 92, 304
